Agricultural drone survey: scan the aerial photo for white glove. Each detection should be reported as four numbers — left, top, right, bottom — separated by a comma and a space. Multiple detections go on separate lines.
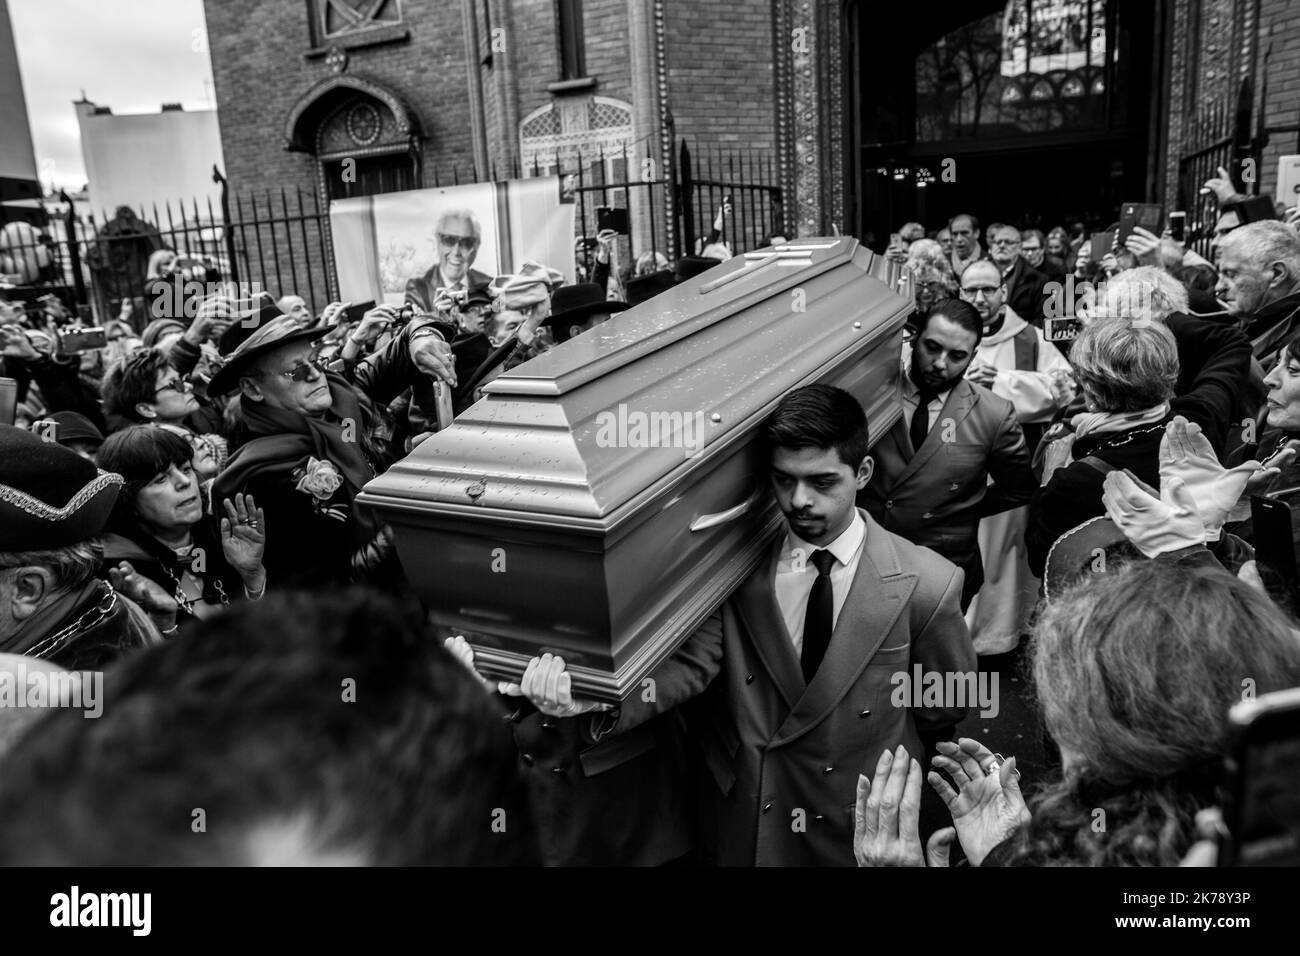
1158, 416, 1262, 540
1102, 470, 1205, 557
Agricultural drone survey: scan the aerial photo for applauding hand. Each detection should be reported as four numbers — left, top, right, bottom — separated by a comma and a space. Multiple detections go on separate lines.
854, 744, 952, 866
928, 738, 1030, 867
220, 493, 267, 594
1102, 469, 1205, 557
1159, 416, 1263, 538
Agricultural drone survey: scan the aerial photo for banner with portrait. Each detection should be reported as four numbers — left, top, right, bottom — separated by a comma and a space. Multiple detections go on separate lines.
329, 176, 576, 306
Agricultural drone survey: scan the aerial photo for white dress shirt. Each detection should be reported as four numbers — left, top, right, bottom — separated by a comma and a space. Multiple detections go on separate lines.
774, 510, 867, 656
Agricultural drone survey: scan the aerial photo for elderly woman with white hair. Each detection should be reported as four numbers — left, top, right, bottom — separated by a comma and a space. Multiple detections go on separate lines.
1025, 308, 1247, 578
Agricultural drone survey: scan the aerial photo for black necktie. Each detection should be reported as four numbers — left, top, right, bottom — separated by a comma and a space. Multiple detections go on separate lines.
910, 391, 936, 452
801, 549, 837, 682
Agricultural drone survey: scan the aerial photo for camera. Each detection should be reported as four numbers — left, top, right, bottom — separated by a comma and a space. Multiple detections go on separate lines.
1043, 317, 1082, 343
59, 326, 108, 353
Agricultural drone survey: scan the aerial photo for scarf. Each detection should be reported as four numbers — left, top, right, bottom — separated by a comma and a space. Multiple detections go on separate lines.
1040, 402, 1171, 486
1, 578, 107, 658
213, 374, 384, 542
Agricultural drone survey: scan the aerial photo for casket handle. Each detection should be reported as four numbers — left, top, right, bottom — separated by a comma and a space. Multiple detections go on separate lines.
689, 488, 761, 532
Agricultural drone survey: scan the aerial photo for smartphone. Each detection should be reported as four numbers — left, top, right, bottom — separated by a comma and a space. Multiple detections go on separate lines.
1089, 232, 1115, 263
344, 300, 376, 325
1043, 317, 1083, 342
0, 377, 17, 426
1168, 210, 1186, 243
1250, 492, 1300, 611
1220, 685, 1300, 866
596, 206, 629, 236
1116, 202, 1165, 245
59, 327, 107, 353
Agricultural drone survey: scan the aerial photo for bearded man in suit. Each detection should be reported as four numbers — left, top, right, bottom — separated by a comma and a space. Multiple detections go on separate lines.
859, 299, 1035, 611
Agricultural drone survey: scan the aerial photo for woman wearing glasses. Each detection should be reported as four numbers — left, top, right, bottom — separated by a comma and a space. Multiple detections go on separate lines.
97, 426, 267, 636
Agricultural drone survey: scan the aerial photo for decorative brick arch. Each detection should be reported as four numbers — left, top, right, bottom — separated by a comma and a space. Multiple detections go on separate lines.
282, 73, 421, 153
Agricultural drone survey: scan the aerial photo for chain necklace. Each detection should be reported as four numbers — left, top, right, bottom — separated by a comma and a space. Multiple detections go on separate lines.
26, 585, 117, 661
161, 550, 230, 618
1086, 422, 1165, 455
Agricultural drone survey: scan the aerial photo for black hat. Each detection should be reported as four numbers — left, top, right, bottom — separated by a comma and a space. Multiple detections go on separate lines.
544, 283, 631, 331
673, 256, 722, 282
30, 411, 104, 448
624, 269, 676, 306
207, 316, 324, 396
217, 293, 286, 356
0, 425, 122, 551
1042, 515, 1135, 604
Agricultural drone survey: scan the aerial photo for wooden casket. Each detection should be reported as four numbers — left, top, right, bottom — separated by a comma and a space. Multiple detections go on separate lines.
357, 237, 911, 701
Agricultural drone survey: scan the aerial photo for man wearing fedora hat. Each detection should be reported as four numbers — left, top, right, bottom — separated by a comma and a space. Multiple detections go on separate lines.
543, 282, 631, 344
209, 308, 457, 589
0, 426, 162, 670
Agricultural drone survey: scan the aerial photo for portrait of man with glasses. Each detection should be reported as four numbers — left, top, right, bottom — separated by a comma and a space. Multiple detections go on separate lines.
403, 208, 493, 313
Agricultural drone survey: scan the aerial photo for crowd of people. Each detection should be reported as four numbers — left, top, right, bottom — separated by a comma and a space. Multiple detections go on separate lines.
1, 176, 1299, 867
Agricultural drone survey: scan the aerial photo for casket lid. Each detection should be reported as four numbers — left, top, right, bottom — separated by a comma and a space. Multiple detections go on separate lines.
359, 237, 908, 526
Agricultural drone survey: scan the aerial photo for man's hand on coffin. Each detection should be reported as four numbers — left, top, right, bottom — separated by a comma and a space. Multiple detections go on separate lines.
498, 653, 613, 718
443, 636, 502, 695
408, 320, 457, 387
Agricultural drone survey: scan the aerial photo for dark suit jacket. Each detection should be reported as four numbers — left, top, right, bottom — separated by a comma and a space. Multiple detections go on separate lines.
680, 511, 973, 866
403, 265, 492, 312
1003, 257, 1050, 327
859, 379, 1034, 596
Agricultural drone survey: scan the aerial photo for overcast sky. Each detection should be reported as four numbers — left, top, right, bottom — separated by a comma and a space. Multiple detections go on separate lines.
9, 0, 214, 191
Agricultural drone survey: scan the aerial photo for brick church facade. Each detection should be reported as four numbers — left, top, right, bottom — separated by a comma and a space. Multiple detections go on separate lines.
204, 0, 1300, 300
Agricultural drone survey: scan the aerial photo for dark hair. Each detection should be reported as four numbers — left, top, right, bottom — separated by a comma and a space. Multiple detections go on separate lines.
0, 590, 536, 865
949, 213, 980, 234
763, 384, 870, 471
998, 560, 1300, 866
97, 425, 194, 517
1284, 333, 1300, 368
919, 298, 983, 345
100, 348, 170, 422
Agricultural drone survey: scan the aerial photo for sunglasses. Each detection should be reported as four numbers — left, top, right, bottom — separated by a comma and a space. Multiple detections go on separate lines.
268, 347, 330, 382
437, 233, 479, 253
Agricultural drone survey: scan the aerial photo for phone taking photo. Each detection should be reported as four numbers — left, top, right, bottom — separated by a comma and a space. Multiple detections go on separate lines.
1116, 202, 1165, 245
1168, 210, 1187, 244
1221, 685, 1300, 866
59, 327, 107, 353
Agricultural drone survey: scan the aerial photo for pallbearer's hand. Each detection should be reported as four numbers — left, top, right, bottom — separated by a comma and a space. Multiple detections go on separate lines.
444, 635, 499, 694
504, 652, 612, 718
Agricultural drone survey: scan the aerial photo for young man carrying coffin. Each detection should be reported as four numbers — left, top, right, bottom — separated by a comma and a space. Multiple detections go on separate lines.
458, 385, 975, 866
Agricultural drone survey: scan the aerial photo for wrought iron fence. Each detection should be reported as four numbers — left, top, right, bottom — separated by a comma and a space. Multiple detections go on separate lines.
1, 139, 782, 325
1178, 98, 1236, 260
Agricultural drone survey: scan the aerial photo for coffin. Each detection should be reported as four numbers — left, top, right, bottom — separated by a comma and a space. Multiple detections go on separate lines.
357, 238, 911, 701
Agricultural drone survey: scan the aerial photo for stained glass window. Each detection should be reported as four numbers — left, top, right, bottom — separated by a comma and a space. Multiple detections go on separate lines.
916, 0, 1112, 142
